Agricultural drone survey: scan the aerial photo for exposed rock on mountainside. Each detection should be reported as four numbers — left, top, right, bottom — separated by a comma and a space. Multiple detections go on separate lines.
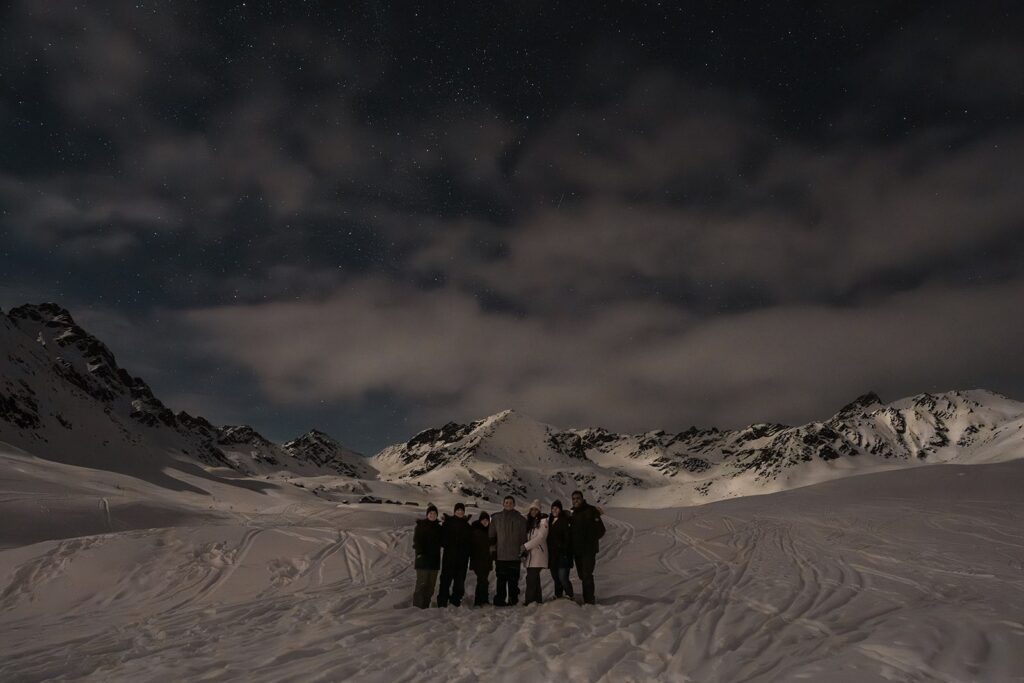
3, 302, 1023, 508
0, 303, 363, 480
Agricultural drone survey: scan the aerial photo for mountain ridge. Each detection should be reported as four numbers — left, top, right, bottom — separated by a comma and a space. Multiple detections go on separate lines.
2, 302, 1022, 507
0, 303, 366, 482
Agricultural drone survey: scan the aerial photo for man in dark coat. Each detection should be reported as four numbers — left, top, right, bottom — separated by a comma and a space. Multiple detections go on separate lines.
437, 502, 473, 607
488, 495, 527, 606
469, 511, 493, 606
412, 504, 442, 608
569, 490, 605, 605
547, 499, 574, 600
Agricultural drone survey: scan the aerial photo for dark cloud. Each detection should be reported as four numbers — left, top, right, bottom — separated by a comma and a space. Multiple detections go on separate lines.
870, 11, 1024, 108
180, 276, 1024, 434
2, 1, 1022, 450
515, 71, 766, 202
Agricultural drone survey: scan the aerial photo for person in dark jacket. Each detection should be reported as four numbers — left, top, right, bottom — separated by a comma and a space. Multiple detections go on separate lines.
488, 495, 527, 606
437, 502, 473, 607
412, 504, 442, 608
469, 511, 493, 606
570, 490, 605, 605
546, 499, 574, 600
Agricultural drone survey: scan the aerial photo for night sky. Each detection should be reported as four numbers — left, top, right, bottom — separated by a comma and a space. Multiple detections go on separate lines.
2, 2, 1023, 454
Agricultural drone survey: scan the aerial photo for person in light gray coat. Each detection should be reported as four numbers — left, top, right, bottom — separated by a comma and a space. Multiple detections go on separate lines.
522, 500, 549, 606
488, 495, 527, 606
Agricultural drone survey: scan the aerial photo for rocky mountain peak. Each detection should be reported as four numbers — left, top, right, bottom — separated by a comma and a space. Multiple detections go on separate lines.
835, 391, 883, 417
8, 303, 120, 377
217, 425, 272, 446
4, 302, 178, 428
283, 429, 368, 477
406, 419, 484, 449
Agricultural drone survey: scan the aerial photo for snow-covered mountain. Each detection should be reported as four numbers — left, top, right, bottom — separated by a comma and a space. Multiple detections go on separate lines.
373, 390, 1024, 507
281, 429, 371, 478
0, 303, 366, 483
3, 302, 1023, 508
373, 409, 643, 503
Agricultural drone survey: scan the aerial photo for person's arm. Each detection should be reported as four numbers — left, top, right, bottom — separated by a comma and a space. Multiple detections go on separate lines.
594, 510, 606, 539
413, 524, 422, 553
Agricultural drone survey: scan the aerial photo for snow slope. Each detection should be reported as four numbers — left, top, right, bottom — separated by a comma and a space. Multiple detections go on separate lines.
2, 447, 1022, 682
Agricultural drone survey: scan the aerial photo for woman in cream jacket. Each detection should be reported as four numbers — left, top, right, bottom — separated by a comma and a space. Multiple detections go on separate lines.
522, 500, 549, 605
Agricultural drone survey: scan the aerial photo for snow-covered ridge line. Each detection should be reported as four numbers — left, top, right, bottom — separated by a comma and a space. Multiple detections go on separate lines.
373, 390, 1024, 507
0, 303, 366, 481
2, 301, 1023, 509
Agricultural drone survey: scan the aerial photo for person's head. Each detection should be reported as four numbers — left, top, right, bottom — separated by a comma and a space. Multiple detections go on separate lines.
479, 511, 490, 527
454, 502, 466, 518
571, 490, 584, 509
502, 495, 515, 511
528, 500, 541, 518
550, 500, 563, 517
426, 504, 438, 521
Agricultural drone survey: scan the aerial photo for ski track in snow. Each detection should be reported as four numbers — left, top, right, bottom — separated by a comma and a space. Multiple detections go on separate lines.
2, 465, 1024, 681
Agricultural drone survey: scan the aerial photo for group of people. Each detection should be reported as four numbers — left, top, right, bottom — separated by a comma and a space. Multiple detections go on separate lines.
412, 490, 606, 609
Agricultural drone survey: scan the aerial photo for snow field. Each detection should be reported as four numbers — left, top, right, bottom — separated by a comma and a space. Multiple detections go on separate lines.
2, 458, 1023, 681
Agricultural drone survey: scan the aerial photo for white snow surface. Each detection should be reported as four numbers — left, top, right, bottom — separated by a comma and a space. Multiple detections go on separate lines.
2, 443, 1024, 682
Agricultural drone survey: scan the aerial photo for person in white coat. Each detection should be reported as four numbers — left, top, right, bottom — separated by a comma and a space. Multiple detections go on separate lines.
522, 500, 549, 605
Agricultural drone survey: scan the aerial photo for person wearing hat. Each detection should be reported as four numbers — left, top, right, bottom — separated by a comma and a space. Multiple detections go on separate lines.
547, 499, 574, 600
412, 504, 442, 608
522, 499, 549, 606
437, 502, 473, 607
469, 510, 493, 606
488, 495, 527, 606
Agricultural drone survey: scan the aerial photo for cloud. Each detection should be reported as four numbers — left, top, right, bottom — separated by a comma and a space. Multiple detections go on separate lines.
180, 275, 1024, 435
404, 123, 1024, 314
869, 16, 1024, 107
5, 1, 205, 127
0, 175, 182, 257
3, 1, 1023, 450
515, 71, 763, 201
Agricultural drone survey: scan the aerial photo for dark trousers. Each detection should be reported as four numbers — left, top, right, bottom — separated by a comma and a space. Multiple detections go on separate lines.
413, 569, 438, 609
524, 567, 544, 605
473, 569, 491, 605
574, 553, 597, 604
437, 560, 468, 607
550, 566, 574, 598
493, 560, 521, 606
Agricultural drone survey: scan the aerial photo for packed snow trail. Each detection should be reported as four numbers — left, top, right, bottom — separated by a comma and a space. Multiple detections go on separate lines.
2, 461, 1024, 681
